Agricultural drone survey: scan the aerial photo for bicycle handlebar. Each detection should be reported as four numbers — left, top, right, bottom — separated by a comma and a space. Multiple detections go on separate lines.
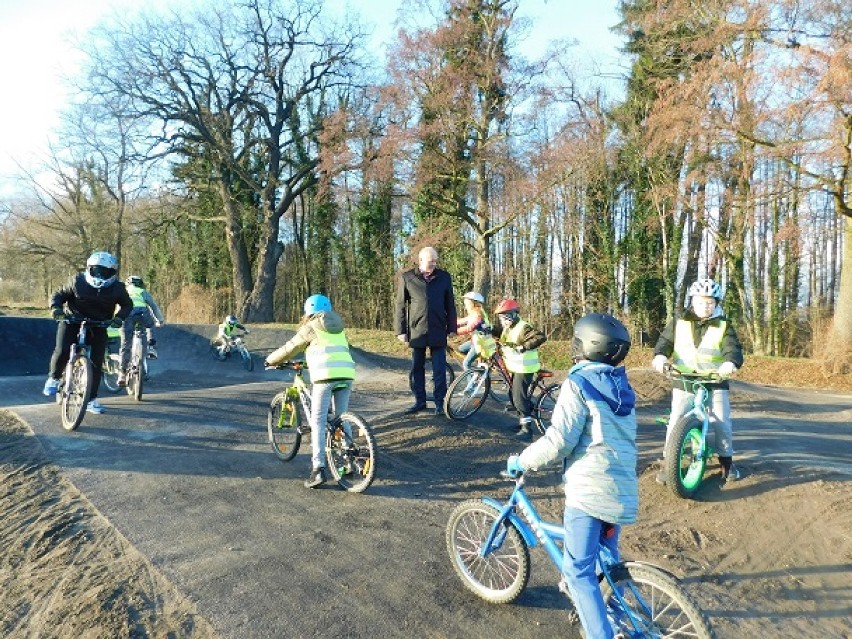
63, 316, 115, 328
663, 363, 722, 382
265, 360, 307, 371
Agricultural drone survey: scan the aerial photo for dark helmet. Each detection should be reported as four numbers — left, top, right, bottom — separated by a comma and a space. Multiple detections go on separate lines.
125, 275, 144, 288
571, 313, 631, 365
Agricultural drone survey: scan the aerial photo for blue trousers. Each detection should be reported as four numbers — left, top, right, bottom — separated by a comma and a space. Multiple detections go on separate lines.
562, 507, 620, 639
410, 346, 447, 404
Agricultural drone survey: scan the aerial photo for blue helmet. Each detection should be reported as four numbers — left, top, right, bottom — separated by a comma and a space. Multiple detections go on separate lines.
304, 294, 332, 316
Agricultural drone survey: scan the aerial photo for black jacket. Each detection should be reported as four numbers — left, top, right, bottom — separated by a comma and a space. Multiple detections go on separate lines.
394, 268, 457, 349
50, 273, 134, 322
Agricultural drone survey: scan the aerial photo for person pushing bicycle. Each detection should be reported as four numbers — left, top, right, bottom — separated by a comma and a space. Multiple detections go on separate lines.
117, 275, 165, 387
492, 298, 546, 440
652, 278, 745, 485
264, 294, 356, 489
44, 251, 133, 414
505, 313, 637, 639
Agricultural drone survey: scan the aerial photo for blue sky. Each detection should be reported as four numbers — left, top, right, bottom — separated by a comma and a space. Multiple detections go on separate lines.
0, 0, 625, 197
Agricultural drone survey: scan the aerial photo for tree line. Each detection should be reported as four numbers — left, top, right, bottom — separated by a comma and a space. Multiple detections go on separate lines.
1, 0, 849, 362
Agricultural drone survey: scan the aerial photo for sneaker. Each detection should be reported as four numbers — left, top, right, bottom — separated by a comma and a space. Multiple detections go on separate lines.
117, 372, 127, 387
87, 399, 105, 414
43, 377, 60, 397
722, 464, 741, 485
656, 470, 667, 485
304, 467, 326, 489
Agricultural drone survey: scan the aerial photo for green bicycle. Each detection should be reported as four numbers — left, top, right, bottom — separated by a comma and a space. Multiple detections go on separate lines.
266, 361, 377, 493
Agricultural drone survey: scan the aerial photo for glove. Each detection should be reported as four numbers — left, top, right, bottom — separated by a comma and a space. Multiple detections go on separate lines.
155, 320, 164, 327
652, 354, 668, 374
718, 361, 737, 377
516, 345, 526, 353
506, 454, 525, 478
264, 360, 273, 369
51, 308, 65, 321
110, 317, 124, 329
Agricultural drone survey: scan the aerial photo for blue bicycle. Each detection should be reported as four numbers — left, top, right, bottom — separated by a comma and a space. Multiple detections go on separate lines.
446, 472, 716, 638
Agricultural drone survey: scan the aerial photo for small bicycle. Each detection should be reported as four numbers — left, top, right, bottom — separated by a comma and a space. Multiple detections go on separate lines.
124, 321, 149, 401
660, 367, 725, 498
56, 316, 114, 431
266, 361, 377, 493
447, 471, 716, 638
443, 342, 560, 434
212, 334, 254, 371
101, 340, 123, 393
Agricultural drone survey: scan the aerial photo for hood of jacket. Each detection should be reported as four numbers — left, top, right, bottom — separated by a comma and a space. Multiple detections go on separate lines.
568, 361, 636, 416
311, 310, 345, 334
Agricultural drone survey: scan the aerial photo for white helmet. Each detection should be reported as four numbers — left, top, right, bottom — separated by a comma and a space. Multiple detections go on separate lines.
85, 251, 118, 289
688, 278, 722, 301
463, 291, 485, 304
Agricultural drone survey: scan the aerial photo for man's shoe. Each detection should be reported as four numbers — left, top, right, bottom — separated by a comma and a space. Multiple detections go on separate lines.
43, 377, 60, 397
515, 426, 533, 441
117, 373, 127, 387
403, 402, 427, 414
87, 399, 105, 414
304, 467, 326, 489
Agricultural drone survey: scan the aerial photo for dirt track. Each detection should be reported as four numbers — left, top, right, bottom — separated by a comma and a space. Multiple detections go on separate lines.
1, 322, 851, 639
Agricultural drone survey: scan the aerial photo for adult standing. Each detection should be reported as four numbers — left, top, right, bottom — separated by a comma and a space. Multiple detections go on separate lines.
394, 246, 458, 414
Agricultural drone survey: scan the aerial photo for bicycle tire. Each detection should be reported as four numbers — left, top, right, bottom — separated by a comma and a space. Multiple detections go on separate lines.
664, 414, 707, 498
488, 370, 511, 405
532, 382, 561, 435
325, 412, 376, 493
61, 357, 93, 431
127, 363, 144, 401
240, 345, 254, 371
446, 499, 531, 604
444, 368, 490, 420
601, 562, 716, 639
408, 361, 456, 394
101, 354, 121, 393
268, 392, 302, 461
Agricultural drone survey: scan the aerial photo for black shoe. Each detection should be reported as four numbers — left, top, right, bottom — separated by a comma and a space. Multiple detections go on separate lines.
403, 402, 428, 414
432, 406, 444, 417
304, 467, 326, 489
515, 427, 533, 441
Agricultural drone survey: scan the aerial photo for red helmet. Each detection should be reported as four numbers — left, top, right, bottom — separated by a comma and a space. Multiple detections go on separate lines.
495, 298, 520, 315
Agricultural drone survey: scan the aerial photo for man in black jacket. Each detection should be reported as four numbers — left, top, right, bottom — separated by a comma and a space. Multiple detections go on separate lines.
44, 251, 134, 414
394, 246, 458, 415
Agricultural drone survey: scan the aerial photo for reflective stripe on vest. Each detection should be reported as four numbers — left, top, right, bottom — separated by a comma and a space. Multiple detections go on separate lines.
306, 328, 356, 381
107, 326, 121, 339
126, 284, 146, 309
502, 320, 540, 373
672, 320, 725, 373
471, 310, 496, 357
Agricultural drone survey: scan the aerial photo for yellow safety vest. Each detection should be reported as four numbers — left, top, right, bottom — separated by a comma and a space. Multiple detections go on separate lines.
673, 320, 725, 373
126, 284, 147, 309
471, 311, 496, 358
306, 328, 356, 382
501, 320, 540, 374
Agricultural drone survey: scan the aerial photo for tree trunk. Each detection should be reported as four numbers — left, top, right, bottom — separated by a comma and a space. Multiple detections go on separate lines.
833, 220, 852, 345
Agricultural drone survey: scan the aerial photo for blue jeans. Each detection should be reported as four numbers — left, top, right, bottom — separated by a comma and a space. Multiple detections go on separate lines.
457, 340, 478, 370
562, 507, 619, 639
309, 380, 352, 470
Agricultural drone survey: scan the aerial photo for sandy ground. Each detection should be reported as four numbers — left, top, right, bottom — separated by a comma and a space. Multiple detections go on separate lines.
1, 338, 851, 638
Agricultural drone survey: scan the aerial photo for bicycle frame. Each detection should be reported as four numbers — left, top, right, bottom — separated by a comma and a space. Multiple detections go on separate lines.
479, 475, 666, 635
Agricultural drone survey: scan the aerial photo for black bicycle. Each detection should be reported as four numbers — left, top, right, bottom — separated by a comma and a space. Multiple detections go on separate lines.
56, 317, 114, 431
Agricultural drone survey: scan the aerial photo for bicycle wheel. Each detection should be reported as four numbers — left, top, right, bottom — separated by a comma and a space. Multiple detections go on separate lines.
127, 362, 144, 401
326, 412, 376, 493
446, 499, 530, 604
531, 382, 561, 435
240, 345, 254, 371
61, 357, 93, 431
602, 562, 716, 639
444, 368, 490, 420
488, 370, 511, 405
664, 414, 707, 498
268, 392, 302, 461
101, 354, 121, 393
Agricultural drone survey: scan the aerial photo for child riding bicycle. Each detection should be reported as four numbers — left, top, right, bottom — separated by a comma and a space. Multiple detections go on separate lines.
44, 251, 133, 414
455, 291, 494, 370
492, 298, 546, 440
214, 315, 250, 355
652, 278, 745, 485
506, 313, 637, 639
117, 275, 165, 386
264, 294, 356, 489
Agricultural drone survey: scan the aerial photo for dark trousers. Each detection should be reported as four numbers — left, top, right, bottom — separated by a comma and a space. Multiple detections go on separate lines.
411, 346, 447, 405
49, 322, 108, 399
511, 371, 534, 419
